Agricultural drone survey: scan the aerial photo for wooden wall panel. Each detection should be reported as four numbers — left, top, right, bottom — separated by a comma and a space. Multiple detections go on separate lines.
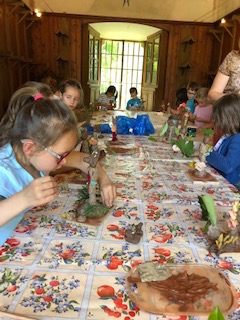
31, 16, 83, 85
1, 4, 240, 118
0, 1, 34, 118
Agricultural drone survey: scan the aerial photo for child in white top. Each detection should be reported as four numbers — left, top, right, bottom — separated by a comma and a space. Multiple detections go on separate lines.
97, 86, 117, 110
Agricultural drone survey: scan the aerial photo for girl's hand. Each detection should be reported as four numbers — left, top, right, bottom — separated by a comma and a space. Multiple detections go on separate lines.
189, 113, 195, 121
21, 176, 58, 207
100, 180, 116, 208
77, 121, 86, 128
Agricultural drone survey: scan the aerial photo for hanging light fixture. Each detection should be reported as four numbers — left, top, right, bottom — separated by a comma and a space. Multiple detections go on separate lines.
221, 18, 226, 24
34, 8, 42, 17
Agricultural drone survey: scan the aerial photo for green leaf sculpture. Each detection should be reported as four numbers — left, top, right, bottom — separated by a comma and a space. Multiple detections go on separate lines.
159, 122, 168, 136
174, 127, 180, 137
208, 306, 225, 320
202, 128, 214, 136
198, 195, 217, 230
172, 137, 194, 157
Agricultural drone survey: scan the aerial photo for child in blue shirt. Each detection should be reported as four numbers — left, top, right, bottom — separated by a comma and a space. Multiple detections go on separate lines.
126, 87, 143, 110
206, 93, 240, 188
186, 82, 200, 113
0, 88, 116, 246
0, 94, 79, 246
171, 82, 200, 116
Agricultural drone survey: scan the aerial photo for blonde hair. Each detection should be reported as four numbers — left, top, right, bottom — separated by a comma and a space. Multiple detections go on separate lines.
195, 87, 209, 101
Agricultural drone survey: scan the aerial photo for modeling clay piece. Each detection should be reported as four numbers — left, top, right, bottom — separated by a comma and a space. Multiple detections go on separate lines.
137, 262, 171, 282
79, 127, 91, 154
107, 116, 125, 146
55, 222, 63, 232
125, 222, 143, 244
83, 150, 100, 205
180, 112, 189, 135
208, 201, 240, 255
199, 143, 208, 162
61, 150, 109, 226
128, 267, 218, 312
112, 116, 117, 142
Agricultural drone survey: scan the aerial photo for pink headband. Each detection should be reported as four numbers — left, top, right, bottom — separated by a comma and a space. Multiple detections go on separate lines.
34, 93, 43, 101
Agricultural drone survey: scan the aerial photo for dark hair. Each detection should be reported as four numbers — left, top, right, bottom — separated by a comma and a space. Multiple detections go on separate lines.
59, 79, 84, 108
0, 98, 77, 149
130, 87, 138, 94
105, 85, 116, 95
21, 81, 53, 98
213, 93, 240, 135
187, 82, 200, 92
105, 85, 118, 100
176, 87, 188, 107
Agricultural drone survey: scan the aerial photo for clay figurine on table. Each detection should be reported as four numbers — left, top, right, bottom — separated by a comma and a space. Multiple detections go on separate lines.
210, 200, 240, 255
61, 149, 109, 226
112, 116, 118, 142
187, 158, 217, 183
79, 127, 91, 154
199, 143, 208, 163
198, 196, 240, 254
160, 118, 176, 143
180, 112, 189, 135
125, 222, 143, 244
107, 116, 125, 146
83, 150, 103, 205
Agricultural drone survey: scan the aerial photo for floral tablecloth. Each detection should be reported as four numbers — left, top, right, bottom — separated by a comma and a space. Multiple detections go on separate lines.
0, 134, 240, 320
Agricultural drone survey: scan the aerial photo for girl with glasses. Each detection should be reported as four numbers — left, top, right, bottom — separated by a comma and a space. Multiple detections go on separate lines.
0, 96, 78, 246
0, 92, 116, 246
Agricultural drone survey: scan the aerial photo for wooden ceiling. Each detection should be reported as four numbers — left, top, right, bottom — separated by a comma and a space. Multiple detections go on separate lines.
22, 0, 240, 23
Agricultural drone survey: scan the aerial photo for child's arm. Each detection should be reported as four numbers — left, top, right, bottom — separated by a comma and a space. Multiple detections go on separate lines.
58, 151, 116, 207
170, 108, 180, 115
195, 117, 212, 123
208, 71, 229, 103
201, 121, 214, 129
206, 137, 240, 174
0, 176, 58, 226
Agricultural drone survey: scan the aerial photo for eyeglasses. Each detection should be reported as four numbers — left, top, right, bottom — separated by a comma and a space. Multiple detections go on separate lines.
21, 139, 73, 164
43, 146, 71, 164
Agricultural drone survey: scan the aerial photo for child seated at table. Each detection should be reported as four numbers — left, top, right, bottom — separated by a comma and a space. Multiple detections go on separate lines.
206, 93, 240, 188
0, 94, 78, 246
188, 87, 213, 128
171, 82, 200, 116
59, 79, 84, 111
186, 82, 200, 113
126, 87, 143, 110
97, 86, 117, 110
0, 88, 116, 246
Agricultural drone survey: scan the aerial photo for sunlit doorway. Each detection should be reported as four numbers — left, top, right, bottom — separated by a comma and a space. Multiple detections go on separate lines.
100, 40, 144, 109
87, 22, 164, 111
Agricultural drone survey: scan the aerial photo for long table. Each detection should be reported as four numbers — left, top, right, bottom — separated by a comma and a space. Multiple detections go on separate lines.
0, 112, 239, 320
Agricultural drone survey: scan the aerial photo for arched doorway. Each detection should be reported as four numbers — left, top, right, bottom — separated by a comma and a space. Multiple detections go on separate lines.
82, 22, 168, 111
